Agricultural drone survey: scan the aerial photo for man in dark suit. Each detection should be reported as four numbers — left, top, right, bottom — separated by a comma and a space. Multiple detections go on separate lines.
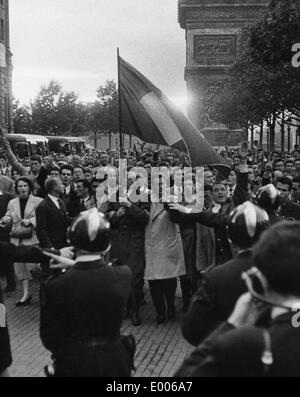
276, 177, 300, 220
40, 210, 133, 377
0, 191, 15, 292
182, 202, 269, 346
59, 164, 76, 215
36, 177, 69, 250
176, 221, 300, 377
68, 179, 96, 218
105, 192, 150, 326
169, 161, 249, 266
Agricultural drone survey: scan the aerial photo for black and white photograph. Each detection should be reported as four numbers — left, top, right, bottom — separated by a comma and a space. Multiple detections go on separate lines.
0, 0, 300, 380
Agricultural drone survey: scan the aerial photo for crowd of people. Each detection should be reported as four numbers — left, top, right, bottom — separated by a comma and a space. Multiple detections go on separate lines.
1, 128, 300, 377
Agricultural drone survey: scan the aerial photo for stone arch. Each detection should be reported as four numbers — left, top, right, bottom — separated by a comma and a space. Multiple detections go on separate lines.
178, 0, 269, 145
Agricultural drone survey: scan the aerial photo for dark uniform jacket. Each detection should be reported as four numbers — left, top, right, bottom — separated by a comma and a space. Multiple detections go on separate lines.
36, 196, 69, 249
40, 259, 132, 377
279, 199, 300, 221
176, 313, 300, 377
0, 242, 50, 374
182, 250, 253, 346
0, 281, 10, 374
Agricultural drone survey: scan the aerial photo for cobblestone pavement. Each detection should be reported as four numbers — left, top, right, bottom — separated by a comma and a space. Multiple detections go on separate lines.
1, 279, 195, 377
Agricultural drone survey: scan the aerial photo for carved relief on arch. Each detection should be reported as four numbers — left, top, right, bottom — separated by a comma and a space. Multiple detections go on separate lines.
194, 35, 236, 59
186, 7, 266, 21
199, 81, 225, 129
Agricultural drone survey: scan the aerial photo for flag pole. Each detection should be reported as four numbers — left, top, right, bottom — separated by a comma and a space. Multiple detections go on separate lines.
117, 48, 124, 158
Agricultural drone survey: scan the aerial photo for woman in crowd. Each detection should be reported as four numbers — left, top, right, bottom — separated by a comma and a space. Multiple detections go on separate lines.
1, 178, 43, 306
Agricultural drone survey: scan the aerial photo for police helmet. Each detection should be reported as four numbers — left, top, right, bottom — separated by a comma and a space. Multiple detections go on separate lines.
227, 201, 269, 249
255, 184, 281, 211
67, 208, 111, 253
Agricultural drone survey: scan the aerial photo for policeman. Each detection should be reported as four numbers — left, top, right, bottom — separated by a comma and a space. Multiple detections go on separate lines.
40, 208, 133, 377
255, 184, 282, 224
0, 242, 73, 377
182, 202, 270, 346
177, 221, 300, 377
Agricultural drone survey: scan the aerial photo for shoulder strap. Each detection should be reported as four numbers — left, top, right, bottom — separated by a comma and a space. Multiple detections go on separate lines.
261, 329, 274, 376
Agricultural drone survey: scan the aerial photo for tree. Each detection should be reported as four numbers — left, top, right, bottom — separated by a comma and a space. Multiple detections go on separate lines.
212, 0, 300, 150
96, 79, 118, 134
87, 80, 118, 147
249, 0, 300, 67
13, 99, 32, 134
31, 80, 82, 136
248, 0, 300, 121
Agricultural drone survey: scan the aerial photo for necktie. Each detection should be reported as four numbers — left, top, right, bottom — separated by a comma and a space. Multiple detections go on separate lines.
58, 199, 64, 213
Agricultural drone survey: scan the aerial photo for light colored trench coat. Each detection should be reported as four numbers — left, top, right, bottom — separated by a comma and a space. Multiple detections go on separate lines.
144, 202, 186, 280
5, 195, 43, 246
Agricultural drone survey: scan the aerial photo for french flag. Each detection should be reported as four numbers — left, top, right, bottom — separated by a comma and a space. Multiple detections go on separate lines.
119, 56, 230, 175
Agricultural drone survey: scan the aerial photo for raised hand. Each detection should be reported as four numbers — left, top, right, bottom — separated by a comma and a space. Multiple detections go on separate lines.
43, 251, 75, 270
59, 246, 75, 259
168, 203, 189, 214
239, 141, 249, 161
228, 293, 267, 328
117, 207, 126, 218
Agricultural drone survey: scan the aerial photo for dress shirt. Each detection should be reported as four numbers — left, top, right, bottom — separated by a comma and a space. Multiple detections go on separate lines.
48, 194, 60, 209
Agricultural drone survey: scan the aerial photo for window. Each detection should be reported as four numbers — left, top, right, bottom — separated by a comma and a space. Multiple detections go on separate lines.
0, 19, 4, 42
0, 1, 4, 8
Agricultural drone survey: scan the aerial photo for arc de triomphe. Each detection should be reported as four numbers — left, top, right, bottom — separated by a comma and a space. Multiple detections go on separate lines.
178, 0, 268, 146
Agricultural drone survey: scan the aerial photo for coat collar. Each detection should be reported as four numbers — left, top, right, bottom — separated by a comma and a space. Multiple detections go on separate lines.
46, 195, 63, 214
150, 202, 165, 221
236, 249, 253, 259
15, 195, 36, 220
73, 259, 107, 271
24, 195, 38, 219
271, 311, 295, 326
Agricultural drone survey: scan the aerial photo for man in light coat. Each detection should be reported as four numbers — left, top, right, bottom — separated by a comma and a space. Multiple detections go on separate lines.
145, 200, 186, 324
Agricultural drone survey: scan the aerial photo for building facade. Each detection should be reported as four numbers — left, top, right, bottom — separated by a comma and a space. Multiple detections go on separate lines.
178, 0, 268, 146
0, 0, 13, 134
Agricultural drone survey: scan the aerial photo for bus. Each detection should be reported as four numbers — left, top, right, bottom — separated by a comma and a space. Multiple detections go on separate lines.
5, 134, 49, 158
46, 136, 86, 155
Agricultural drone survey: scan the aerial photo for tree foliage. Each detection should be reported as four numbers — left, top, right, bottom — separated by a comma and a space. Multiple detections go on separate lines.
12, 79, 119, 142
30, 80, 83, 136
212, 0, 300, 138
13, 99, 32, 134
86, 80, 118, 145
